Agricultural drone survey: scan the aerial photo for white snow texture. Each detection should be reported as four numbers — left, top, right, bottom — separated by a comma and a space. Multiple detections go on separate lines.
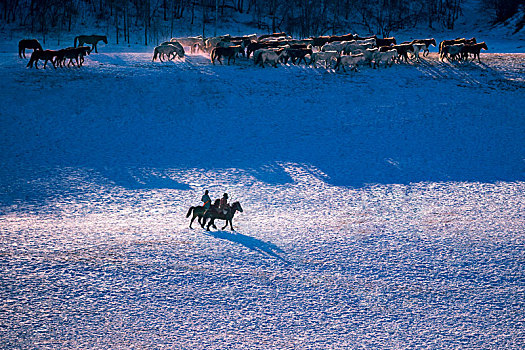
1, 22, 524, 349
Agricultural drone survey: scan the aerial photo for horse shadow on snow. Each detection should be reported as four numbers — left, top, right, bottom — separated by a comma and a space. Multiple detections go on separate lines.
204, 230, 290, 264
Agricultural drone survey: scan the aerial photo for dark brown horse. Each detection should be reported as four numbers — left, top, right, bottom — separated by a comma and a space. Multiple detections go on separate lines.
186, 205, 208, 229
461, 42, 488, 62
376, 37, 397, 47
391, 44, 414, 62
56, 46, 91, 67
18, 39, 43, 58
203, 201, 244, 231
27, 50, 59, 69
210, 46, 243, 65
187, 199, 220, 228
74, 35, 108, 53
281, 48, 313, 65
439, 37, 476, 59
309, 36, 331, 49
328, 33, 355, 43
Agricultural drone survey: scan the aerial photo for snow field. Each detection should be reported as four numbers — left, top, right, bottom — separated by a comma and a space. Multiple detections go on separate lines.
1, 50, 524, 348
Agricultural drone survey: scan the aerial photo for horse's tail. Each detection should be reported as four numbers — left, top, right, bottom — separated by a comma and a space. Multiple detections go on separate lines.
334, 56, 341, 70
438, 41, 444, 54
152, 48, 158, 61
186, 207, 194, 218
74, 36, 78, 47
210, 48, 217, 64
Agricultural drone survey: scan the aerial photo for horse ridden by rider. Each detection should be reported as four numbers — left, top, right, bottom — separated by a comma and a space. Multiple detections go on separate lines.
186, 192, 243, 230
186, 190, 213, 228
203, 198, 243, 231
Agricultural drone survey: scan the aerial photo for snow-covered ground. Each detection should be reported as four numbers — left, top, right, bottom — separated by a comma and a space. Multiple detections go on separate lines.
1, 41, 524, 349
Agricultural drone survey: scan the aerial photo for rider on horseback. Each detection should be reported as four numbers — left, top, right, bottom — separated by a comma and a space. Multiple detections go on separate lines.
201, 190, 211, 209
219, 193, 230, 215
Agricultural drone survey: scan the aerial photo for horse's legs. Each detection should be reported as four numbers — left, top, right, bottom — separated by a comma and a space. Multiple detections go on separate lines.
94, 44, 98, 53
200, 216, 208, 227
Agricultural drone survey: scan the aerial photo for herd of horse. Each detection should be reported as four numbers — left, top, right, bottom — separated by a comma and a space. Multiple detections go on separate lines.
19, 35, 107, 69
19, 32, 487, 72
162, 32, 487, 71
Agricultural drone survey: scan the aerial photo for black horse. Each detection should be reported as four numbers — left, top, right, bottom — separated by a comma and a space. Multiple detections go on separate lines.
19, 39, 43, 58
74, 35, 107, 53
186, 199, 220, 229
210, 46, 243, 65
56, 46, 91, 67
27, 50, 59, 69
203, 201, 244, 231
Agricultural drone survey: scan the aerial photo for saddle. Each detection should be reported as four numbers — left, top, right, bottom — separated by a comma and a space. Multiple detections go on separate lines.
220, 205, 231, 215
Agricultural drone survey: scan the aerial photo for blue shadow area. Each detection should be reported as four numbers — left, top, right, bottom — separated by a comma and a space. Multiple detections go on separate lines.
1, 57, 524, 200
98, 167, 192, 190
204, 230, 290, 264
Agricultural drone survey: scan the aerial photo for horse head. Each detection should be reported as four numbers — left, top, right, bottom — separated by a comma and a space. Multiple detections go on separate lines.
232, 201, 243, 213
481, 42, 488, 50
430, 38, 437, 46
102, 36, 108, 44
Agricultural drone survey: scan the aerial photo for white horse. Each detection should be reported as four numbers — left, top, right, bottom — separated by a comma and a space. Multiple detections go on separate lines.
343, 41, 375, 55
309, 51, 340, 68
321, 41, 350, 53
355, 38, 376, 46
204, 35, 231, 51
171, 36, 204, 53
411, 43, 426, 61
334, 53, 366, 72
353, 47, 378, 66
152, 43, 184, 62
442, 43, 464, 62
373, 49, 398, 68
259, 50, 283, 68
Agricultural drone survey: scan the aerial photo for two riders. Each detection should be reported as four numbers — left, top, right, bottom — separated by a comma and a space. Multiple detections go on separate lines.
201, 190, 231, 216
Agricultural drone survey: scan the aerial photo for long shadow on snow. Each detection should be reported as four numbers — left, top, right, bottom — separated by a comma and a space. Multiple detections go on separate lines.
2, 55, 524, 192
204, 230, 290, 264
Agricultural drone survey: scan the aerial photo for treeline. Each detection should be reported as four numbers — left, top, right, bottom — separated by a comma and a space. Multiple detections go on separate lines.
482, 0, 523, 23
0, 0, 521, 44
